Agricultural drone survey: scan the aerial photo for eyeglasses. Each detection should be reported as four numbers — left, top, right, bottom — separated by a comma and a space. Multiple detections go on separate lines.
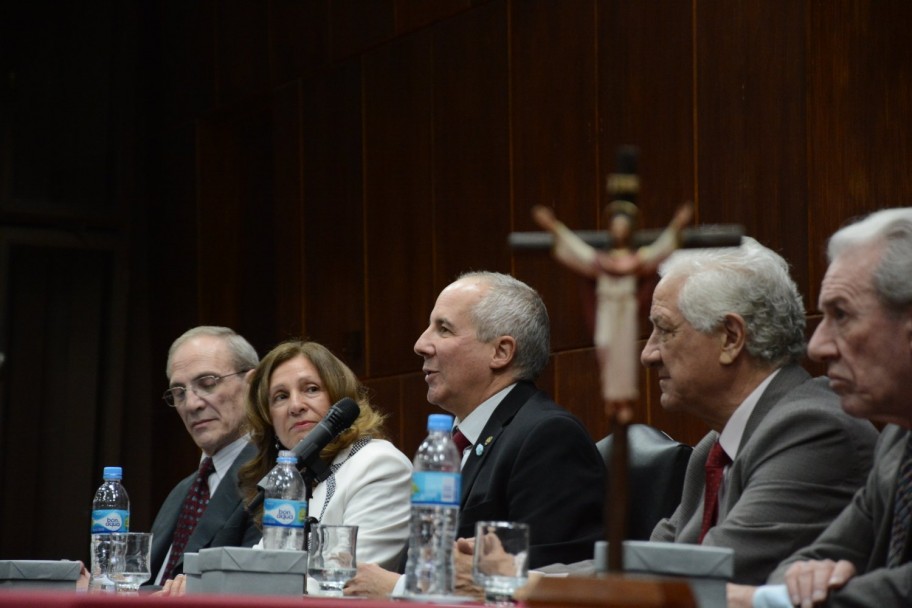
162, 370, 250, 407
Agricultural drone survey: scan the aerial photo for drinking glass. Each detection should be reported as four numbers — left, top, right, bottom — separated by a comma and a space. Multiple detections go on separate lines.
472, 521, 529, 606
307, 524, 358, 596
108, 532, 153, 593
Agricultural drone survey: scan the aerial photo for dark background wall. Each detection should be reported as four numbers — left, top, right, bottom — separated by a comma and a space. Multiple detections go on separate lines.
1, 0, 910, 564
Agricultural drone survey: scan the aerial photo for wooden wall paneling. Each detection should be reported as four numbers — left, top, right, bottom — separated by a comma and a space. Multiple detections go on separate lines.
361, 375, 403, 446
552, 349, 606, 440
694, 1, 810, 301
330, 0, 396, 63
395, 0, 472, 35
362, 32, 435, 377
216, 0, 271, 107
0, 240, 117, 563
598, 0, 695, 236
0, 0, 115, 219
270, 82, 305, 345
268, 0, 330, 88
805, 1, 912, 309
154, 0, 218, 125
147, 124, 205, 507
509, 0, 599, 354
432, 0, 511, 283
597, 0, 699, 443
401, 373, 442, 457
300, 61, 366, 372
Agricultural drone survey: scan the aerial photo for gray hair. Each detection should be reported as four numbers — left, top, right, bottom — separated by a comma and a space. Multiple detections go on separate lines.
166, 326, 259, 379
828, 207, 912, 310
658, 237, 806, 366
458, 271, 551, 381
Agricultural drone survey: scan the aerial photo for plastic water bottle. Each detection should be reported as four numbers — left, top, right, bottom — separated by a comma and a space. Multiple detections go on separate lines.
404, 414, 462, 596
89, 466, 130, 592
262, 450, 308, 550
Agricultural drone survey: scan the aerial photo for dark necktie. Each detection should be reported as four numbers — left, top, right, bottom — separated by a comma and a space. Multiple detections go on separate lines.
888, 436, 912, 566
162, 457, 215, 580
698, 441, 731, 543
452, 427, 471, 454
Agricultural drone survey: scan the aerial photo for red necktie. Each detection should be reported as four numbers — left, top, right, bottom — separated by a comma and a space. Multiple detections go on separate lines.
698, 442, 731, 543
163, 457, 215, 580
452, 428, 471, 454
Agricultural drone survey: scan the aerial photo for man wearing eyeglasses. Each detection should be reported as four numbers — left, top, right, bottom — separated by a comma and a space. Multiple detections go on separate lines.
149, 326, 262, 585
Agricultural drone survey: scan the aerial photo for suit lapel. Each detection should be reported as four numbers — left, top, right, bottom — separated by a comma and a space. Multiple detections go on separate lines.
740, 365, 809, 446
460, 382, 537, 507
181, 443, 255, 559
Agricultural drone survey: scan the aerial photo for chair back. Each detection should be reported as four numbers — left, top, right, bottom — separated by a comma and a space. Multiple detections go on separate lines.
597, 424, 692, 540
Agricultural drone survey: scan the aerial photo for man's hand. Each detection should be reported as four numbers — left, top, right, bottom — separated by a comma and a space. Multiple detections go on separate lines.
343, 563, 400, 599
153, 574, 187, 597
726, 583, 756, 608
784, 559, 856, 607
454, 537, 483, 599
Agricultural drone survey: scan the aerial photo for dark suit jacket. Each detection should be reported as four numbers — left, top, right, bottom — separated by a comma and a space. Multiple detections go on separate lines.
150, 442, 261, 579
458, 381, 606, 569
651, 365, 878, 584
770, 425, 912, 606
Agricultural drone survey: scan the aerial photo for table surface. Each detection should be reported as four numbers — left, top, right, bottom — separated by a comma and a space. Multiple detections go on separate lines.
0, 589, 487, 608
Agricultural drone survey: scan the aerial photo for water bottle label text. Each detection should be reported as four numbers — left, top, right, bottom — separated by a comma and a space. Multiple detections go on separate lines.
90, 509, 130, 533
411, 471, 460, 506
263, 498, 307, 528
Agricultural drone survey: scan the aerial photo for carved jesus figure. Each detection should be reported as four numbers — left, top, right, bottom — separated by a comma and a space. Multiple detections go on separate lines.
532, 202, 692, 422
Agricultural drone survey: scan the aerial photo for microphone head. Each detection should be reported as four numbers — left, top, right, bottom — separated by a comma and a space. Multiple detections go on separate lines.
328, 397, 360, 430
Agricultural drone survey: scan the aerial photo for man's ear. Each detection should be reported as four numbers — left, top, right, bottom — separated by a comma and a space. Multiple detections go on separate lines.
490, 335, 517, 371
719, 313, 747, 365
245, 368, 256, 384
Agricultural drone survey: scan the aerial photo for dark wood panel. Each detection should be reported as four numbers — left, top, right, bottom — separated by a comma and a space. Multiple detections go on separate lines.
268, 0, 330, 87
432, 0, 511, 283
805, 0, 912, 309
271, 82, 306, 343
217, 0, 270, 106
395, 0, 471, 34
598, 0, 695, 239
695, 0, 810, 304
552, 349, 606, 441
510, 0, 599, 354
300, 61, 366, 372
362, 32, 435, 377
330, 0, 396, 62
154, 0, 218, 124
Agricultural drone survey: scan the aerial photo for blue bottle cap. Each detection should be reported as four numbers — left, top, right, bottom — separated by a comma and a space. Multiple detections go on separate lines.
102, 466, 123, 480
427, 413, 454, 432
277, 450, 297, 464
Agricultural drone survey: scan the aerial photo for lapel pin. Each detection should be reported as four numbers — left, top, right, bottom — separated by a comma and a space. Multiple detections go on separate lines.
475, 444, 484, 457
484, 436, 493, 445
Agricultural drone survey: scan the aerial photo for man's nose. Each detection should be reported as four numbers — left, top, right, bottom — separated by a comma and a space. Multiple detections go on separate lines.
414, 327, 432, 356
807, 320, 836, 362
640, 335, 660, 367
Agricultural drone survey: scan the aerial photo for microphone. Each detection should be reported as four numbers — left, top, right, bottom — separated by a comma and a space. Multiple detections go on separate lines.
288, 397, 360, 468
246, 397, 360, 513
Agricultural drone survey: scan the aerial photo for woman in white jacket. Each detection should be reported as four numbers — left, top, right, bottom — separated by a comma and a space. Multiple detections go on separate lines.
238, 339, 412, 571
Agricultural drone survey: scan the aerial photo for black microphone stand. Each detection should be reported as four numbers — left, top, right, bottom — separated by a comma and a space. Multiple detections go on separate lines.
299, 456, 332, 552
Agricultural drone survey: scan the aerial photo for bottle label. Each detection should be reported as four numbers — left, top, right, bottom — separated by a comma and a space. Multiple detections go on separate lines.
90, 509, 130, 533
411, 471, 461, 506
263, 498, 307, 528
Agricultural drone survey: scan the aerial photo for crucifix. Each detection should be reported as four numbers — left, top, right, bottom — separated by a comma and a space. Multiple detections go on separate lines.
511, 147, 742, 573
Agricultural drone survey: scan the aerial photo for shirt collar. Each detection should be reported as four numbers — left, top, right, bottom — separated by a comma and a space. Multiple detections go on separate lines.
454, 383, 517, 445
718, 369, 781, 461
206, 434, 249, 477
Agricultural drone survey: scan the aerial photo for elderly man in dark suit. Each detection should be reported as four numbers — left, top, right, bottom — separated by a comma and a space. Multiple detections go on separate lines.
730, 208, 912, 607
344, 271, 606, 598
150, 326, 261, 585
644, 237, 877, 585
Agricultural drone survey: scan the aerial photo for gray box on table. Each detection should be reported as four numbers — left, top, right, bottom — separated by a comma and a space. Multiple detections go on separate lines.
196, 547, 307, 596
182, 552, 201, 593
0, 560, 82, 589
622, 540, 733, 608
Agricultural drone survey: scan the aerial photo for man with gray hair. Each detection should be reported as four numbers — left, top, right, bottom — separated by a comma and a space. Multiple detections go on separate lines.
645, 237, 878, 584
730, 209, 912, 607
150, 326, 262, 584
